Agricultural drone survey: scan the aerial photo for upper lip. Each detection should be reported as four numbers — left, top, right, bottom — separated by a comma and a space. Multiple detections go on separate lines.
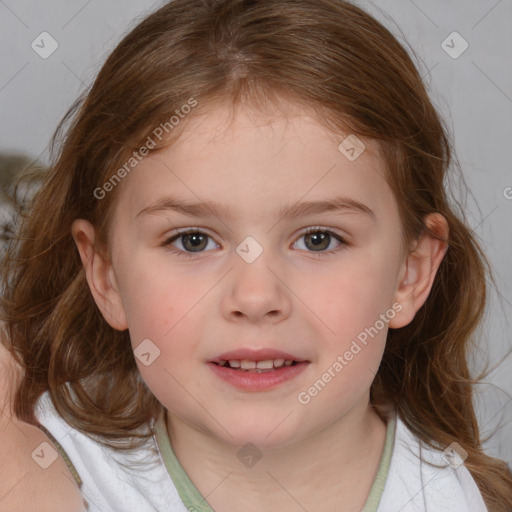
209, 348, 308, 364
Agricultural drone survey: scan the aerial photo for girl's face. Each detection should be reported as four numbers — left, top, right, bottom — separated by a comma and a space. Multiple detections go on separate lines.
91, 102, 412, 448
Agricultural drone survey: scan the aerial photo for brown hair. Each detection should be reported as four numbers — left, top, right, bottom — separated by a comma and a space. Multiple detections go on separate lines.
1, 0, 511, 509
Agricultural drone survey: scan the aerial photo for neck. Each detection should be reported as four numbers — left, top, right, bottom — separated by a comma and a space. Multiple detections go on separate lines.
166, 398, 389, 512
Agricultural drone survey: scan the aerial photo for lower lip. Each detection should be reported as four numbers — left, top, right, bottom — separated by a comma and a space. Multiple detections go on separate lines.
207, 362, 309, 391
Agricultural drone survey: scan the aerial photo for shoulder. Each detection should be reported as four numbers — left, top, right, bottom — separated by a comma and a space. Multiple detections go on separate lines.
34, 392, 189, 512
0, 331, 85, 512
377, 412, 488, 512
0, 416, 86, 512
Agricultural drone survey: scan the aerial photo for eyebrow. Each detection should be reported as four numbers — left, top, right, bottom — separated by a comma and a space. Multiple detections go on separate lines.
136, 195, 375, 221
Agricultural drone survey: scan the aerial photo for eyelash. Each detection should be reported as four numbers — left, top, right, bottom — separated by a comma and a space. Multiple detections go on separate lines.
162, 226, 348, 258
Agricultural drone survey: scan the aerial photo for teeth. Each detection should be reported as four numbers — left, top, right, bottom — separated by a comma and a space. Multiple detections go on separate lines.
219, 359, 296, 370
256, 360, 274, 369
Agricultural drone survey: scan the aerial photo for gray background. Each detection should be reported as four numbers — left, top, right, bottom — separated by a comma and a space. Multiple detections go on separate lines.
1, 0, 511, 466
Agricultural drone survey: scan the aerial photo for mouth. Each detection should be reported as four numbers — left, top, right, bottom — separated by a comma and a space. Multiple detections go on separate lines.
213, 358, 302, 372
208, 348, 308, 371
207, 349, 310, 390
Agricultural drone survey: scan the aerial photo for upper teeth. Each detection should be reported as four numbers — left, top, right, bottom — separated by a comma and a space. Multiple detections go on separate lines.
218, 359, 294, 369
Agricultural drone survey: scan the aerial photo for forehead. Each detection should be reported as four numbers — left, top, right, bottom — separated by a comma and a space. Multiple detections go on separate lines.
112, 101, 393, 225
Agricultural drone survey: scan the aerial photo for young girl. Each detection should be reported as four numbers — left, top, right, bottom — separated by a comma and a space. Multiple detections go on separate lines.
1, 0, 511, 511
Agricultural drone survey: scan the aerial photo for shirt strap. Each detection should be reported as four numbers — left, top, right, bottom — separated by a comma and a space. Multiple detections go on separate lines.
36, 421, 89, 511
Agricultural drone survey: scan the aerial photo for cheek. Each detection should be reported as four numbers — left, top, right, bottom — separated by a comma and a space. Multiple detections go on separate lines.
296, 279, 390, 418
120, 259, 201, 342
118, 262, 208, 399
294, 249, 398, 406
125, 286, 199, 413
299, 253, 399, 341
298, 248, 400, 410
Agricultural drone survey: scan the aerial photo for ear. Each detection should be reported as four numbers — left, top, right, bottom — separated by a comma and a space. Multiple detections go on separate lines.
389, 213, 449, 329
71, 219, 128, 331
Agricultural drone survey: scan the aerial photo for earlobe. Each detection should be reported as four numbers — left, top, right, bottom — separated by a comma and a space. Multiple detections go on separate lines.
71, 219, 128, 331
389, 213, 449, 329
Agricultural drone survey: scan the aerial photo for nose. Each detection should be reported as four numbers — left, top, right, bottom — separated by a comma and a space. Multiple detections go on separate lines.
221, 246, 292, 325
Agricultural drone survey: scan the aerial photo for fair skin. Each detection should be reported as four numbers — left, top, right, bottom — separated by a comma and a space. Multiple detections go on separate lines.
73, 100, 448, 512
0, 335, 85, 512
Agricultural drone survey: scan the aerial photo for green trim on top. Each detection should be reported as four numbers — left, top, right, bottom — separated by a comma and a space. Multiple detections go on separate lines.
361, 410, 396, 512
154, 409, 396, 512
36, 423, 83, 487
36, 422, 89, 510
154, 410, 215, 512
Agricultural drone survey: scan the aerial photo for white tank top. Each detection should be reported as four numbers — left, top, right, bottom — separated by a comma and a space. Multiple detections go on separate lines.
34, 391, 488, 512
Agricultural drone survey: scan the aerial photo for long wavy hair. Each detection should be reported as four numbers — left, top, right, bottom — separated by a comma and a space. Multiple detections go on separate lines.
2, 0, 511, 509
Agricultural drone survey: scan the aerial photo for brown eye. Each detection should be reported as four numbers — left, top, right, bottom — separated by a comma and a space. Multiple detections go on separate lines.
180, 232, 208, 252
164, 230, 219, 256
304, 231, 331, 251
294, 228, 346, 254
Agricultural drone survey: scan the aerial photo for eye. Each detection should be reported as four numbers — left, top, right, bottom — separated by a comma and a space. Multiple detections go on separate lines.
163, 229, 219, 256
293, 227, 346, 254
162, 226, 347, 257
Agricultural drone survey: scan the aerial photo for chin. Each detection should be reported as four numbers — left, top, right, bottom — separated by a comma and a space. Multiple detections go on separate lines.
208, 415, 304, 450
